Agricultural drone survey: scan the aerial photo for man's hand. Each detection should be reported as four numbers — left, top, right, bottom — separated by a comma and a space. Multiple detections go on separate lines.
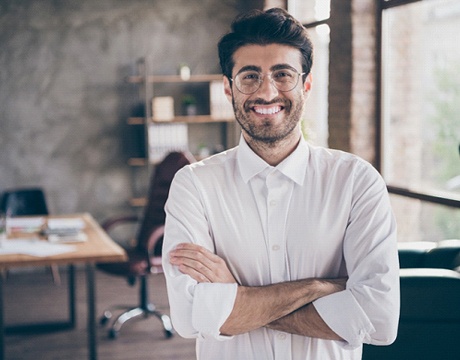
169, 243, 237, 284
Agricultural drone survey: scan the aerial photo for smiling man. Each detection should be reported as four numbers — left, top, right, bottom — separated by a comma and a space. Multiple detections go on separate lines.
162, 8, 399, 360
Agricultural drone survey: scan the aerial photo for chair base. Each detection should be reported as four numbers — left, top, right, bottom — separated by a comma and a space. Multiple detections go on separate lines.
100, 302, 174, 339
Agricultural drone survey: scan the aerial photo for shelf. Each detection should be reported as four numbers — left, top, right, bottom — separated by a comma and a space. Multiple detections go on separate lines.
127, 74, 224, 84
129, 197, 147, 207
127, 117, 145, 125
152, 115, 234, 124
124, 64, 236, 208
127, 158, 147, 166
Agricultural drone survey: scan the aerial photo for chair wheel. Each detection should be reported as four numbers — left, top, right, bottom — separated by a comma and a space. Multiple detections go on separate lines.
99, 316, 109, 326
164, 329, 174, 339
109, 329, 119, 339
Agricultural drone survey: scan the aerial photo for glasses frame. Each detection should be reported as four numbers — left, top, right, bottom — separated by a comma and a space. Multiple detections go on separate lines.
230, 70, 306, 95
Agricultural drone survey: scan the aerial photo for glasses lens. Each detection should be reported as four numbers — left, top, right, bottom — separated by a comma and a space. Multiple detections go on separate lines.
234, 71, 261, 94
271, 69, 299, 91
234, 69, 300, 94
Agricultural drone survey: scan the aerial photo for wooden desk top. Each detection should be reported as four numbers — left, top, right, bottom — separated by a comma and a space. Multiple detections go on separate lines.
0, 213, 127, 269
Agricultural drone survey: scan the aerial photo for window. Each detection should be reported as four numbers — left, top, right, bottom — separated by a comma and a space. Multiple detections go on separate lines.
380, 0, 460, 242
289, 0, 330, 147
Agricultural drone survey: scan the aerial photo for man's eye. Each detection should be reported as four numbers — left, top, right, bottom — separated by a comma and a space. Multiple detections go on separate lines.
243, 73, 260, 81
274, 71, 293, 79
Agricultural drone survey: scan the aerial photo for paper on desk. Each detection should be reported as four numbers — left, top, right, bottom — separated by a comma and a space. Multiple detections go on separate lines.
48, 232, 87, 243
0, 238, 77, 257
47, 218, 85, 230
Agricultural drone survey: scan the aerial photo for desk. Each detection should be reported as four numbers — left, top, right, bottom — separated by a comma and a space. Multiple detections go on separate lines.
0, 213, 127, 360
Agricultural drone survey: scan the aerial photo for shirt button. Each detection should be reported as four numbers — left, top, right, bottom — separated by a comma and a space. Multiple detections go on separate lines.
277, 333, 287, 340
269, 200, 277, 206
272, 245, 280, 251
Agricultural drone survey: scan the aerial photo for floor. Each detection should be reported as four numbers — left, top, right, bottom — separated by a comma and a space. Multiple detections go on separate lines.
3, 267, 196, 360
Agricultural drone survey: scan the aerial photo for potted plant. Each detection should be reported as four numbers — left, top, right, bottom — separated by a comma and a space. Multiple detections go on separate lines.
182, 94, 197, 116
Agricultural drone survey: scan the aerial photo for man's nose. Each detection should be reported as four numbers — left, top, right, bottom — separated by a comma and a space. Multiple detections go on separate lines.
255, 76, 279, 99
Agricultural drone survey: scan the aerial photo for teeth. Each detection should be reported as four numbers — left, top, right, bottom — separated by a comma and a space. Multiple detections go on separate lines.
254, 106, 282, 115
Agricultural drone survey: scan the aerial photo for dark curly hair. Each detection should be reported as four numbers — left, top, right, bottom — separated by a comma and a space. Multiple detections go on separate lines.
218, 8, 313, 81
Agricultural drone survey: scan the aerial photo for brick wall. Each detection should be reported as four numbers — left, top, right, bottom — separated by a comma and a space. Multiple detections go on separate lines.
328, 0, 377, 165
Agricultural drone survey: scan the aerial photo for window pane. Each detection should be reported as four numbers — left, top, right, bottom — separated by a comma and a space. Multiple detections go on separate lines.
390, 194, 460, 243
303, 25, 330, 147
382, 0, 460, 200
288, 0, 330, 24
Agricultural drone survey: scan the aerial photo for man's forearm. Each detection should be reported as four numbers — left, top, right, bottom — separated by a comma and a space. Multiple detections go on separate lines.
220, 278, 346, 336
266, 303, 343, 340
169, 242, 346, 338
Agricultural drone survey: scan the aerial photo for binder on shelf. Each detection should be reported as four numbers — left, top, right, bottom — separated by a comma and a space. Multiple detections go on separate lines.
210, 80, 234, 120
148, 123, 189, 163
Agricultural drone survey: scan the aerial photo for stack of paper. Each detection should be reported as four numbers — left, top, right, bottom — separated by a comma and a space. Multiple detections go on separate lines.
0, 239, 77, 257
7, 217, 45, 233
44, 218, 87, 243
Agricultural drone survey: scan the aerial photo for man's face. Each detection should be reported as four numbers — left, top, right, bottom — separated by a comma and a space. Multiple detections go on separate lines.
224, 43, 312, 145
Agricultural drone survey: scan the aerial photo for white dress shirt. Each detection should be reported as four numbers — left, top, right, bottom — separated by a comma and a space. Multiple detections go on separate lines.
163, 136, 400, 360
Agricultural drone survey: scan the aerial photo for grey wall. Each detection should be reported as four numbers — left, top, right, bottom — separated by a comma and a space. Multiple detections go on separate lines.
0, 0, 262, 221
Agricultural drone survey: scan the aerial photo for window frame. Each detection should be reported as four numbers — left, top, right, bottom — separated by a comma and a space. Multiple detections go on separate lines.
301, 8, 330, 148
376, 0, 460, 209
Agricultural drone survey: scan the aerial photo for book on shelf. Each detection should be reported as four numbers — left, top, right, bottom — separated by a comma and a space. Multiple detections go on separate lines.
148, 123, 188, 163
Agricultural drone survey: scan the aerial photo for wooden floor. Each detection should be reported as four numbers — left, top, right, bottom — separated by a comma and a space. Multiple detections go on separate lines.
3, 267, 196, 360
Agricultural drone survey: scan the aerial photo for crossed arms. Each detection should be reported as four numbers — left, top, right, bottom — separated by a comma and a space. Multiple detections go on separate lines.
163, 163, 400, 346
169, 243, 346, 340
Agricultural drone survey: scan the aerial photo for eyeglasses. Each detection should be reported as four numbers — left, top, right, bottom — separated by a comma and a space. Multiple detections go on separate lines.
231, 69, 305, 95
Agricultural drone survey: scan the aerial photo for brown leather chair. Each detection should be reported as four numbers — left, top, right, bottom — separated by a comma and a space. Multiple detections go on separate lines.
97, 151, 195, 339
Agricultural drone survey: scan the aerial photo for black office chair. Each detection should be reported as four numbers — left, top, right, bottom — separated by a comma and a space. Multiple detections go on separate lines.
397, 240, 460, 270
424, 239, 460, 270
1, 188, 49, 216
0, 187, 61, 284
363, 268, 460, 360
97, 151, 195, 339
397, 241, 436, 268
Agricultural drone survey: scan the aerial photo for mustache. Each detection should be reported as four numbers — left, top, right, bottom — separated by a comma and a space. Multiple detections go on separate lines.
244, 98, 290, 111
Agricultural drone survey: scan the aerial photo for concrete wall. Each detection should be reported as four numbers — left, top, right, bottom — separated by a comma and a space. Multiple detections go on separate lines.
0, 0, 261, 221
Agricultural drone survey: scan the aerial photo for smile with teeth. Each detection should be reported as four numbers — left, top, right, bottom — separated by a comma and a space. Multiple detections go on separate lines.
252, 105, 283, 115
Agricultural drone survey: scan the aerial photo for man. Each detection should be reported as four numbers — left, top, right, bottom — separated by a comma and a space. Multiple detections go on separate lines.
162, 8, 399, 360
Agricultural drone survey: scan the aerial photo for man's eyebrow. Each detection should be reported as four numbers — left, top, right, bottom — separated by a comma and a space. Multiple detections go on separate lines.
270, 63, 299, 72
235, 65, 261, 76
235, 63, 299, 76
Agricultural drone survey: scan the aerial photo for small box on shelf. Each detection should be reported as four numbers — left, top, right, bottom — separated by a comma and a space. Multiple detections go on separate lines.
210, 80, 234, 120
152, 96, 175, 121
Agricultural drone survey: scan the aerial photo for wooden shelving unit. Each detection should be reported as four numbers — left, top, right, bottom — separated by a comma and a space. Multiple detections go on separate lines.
125, 59, 237, 207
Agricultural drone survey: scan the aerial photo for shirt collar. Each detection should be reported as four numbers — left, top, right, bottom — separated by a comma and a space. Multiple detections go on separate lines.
237, 135, 309, 185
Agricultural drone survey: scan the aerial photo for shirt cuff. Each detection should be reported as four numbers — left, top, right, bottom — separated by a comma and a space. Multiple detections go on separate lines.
192, 282, 238, 340
313, 290, 375, 348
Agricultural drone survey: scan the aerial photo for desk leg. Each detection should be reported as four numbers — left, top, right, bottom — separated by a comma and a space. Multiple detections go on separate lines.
0, 271, 5, 360
68, 264, 76, 328
86, 263, 97, 360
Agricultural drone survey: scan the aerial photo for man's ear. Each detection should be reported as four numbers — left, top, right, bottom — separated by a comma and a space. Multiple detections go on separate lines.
303, 73, 312, 93
223, 76, 233, 103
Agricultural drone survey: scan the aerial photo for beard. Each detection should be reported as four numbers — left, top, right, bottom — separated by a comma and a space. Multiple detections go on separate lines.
232, 93, 305, 145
